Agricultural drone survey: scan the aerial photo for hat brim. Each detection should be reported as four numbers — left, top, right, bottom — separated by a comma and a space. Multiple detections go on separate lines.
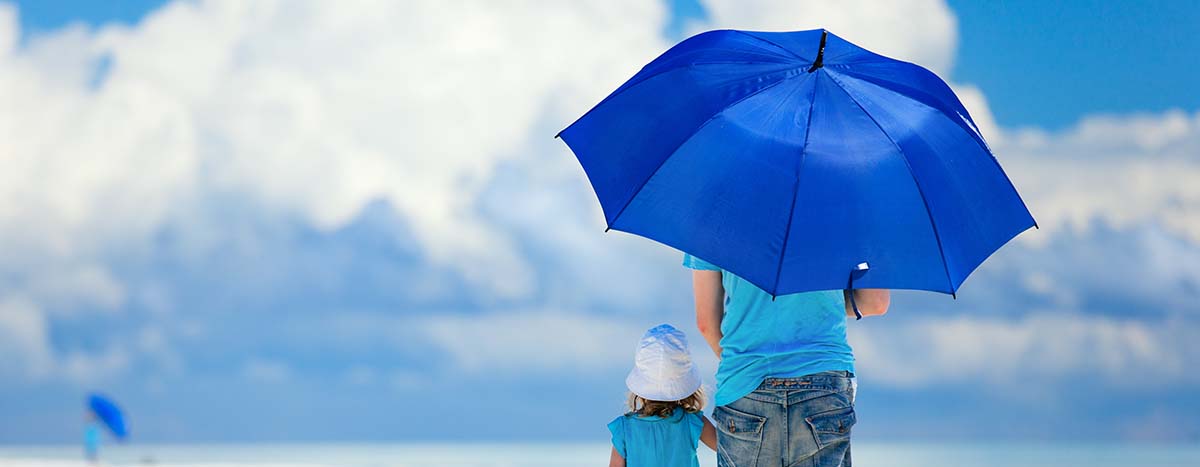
626, 366, 702, 402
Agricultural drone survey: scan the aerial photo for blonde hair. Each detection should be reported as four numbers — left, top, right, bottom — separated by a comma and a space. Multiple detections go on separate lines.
627, 388, 705, 418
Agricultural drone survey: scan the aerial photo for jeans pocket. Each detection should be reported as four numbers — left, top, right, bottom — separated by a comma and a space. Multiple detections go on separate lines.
715, 405, 766, 467
805, 406, 856, 449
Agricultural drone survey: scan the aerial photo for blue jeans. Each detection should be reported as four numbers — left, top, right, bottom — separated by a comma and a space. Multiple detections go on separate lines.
714, 371, 856, 467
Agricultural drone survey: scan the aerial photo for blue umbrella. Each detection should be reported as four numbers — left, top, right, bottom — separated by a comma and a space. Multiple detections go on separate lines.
87, 393, 128, 440
558, 29, 1035, 302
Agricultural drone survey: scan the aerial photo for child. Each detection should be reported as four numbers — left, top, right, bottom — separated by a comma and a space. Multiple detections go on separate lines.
608, 324, 717, 467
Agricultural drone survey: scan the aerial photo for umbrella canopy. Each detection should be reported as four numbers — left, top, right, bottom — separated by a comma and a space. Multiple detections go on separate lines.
87, 393, 128, 440
558, 28, 1035, 297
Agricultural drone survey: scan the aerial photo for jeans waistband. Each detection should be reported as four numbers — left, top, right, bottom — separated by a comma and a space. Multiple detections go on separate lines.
745, 371, 855, 405
761, 370, 853, 387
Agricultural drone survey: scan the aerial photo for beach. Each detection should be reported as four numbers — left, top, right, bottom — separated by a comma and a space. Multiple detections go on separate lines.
3, 442, 1200, 467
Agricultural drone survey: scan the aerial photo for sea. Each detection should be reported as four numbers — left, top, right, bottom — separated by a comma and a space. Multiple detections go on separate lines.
1, 442, 1199, 467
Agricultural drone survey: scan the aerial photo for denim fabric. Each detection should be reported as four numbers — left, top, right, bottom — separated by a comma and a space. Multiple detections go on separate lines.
714, 371, 856, 467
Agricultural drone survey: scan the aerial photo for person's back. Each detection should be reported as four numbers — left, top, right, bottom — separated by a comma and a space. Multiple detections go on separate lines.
684, 254, 854, 406
609, 409, 705, 467
686, 253, 889, 467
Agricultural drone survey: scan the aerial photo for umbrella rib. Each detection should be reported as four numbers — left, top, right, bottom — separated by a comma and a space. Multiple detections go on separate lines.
558, 60, 800, 138
821, 47, 887, 65
731, 30, 807, 61
834, 67, 988, 149
834, 67, 1038, 230
605, 73, 803, 231
825, 73, 957, 295
770, 74, 820, 297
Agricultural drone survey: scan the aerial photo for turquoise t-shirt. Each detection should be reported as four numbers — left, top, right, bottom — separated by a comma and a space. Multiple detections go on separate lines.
608, 409, 704, 467
684, 253, 855, 406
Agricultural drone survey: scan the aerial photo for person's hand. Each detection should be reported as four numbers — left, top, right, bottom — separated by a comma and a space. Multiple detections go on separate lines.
844, 289, 890, 318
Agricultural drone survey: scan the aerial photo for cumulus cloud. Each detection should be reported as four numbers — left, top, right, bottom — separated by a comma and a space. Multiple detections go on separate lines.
0, 4, 14, 55
998, 109, 1200, 243
422, 309, 646, 374
25, 263, 127, 314
851, 312, 1195, 389
699, 0, 958, 75
59, 346, 132, 384
0, 295, 139, 384
0, 296, 55, 379
0, 0, 670, 307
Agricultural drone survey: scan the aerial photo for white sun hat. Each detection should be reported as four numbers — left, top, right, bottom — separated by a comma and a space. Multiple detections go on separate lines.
625, 324, 702, 401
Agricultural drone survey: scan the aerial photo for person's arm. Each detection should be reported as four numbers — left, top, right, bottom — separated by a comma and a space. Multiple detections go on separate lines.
699, 416, 718, 451
609, 446, 626, 467
693, 270, 724, 358
844, 289, 890, 317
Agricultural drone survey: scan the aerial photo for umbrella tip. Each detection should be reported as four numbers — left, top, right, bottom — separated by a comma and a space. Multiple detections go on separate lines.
807, 30, 828, 73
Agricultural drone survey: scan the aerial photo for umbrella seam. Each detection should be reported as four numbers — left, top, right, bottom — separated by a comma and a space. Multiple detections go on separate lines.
565, 62, 798, 135
732, 30, 807, 61
608, 61, 796, 104
770, 73, 821, 297
824, 72, 956, 294
832, 67, 989, 152
832, 67, 1036, 229
605, 71, 806, 230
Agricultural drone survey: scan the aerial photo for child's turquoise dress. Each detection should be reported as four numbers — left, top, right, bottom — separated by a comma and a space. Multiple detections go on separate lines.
608, 409, 704, 467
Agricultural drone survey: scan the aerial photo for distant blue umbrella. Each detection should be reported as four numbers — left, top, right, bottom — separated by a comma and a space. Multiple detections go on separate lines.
558, 29, 1035, 308
87, 393, 128, 440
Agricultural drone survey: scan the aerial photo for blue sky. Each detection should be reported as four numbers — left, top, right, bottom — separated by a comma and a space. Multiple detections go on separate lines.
948, 0, 1200, 129
0, 0, 1198, 445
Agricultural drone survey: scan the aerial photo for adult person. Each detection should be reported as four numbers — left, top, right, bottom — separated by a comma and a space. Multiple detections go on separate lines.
685, 254, 889, 467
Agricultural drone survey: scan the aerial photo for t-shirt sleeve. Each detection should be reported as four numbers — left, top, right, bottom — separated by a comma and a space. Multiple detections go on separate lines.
607, 416, 627, 458
686, 412, 705, 448
682, 253, 721, 271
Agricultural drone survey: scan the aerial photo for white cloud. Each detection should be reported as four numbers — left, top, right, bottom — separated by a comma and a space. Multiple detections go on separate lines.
0, 0, 670, 307
0, 4, 14, 56
997, 109, 1200, 244
137, 325, 184, 374
850, 312, 1195, 388
0, 296, 174, 384
59, 346, 132, 384
25, 263, 127, 314
0, 296, 55, 379
699, 0, 958, 76
422, 309, 647, 374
